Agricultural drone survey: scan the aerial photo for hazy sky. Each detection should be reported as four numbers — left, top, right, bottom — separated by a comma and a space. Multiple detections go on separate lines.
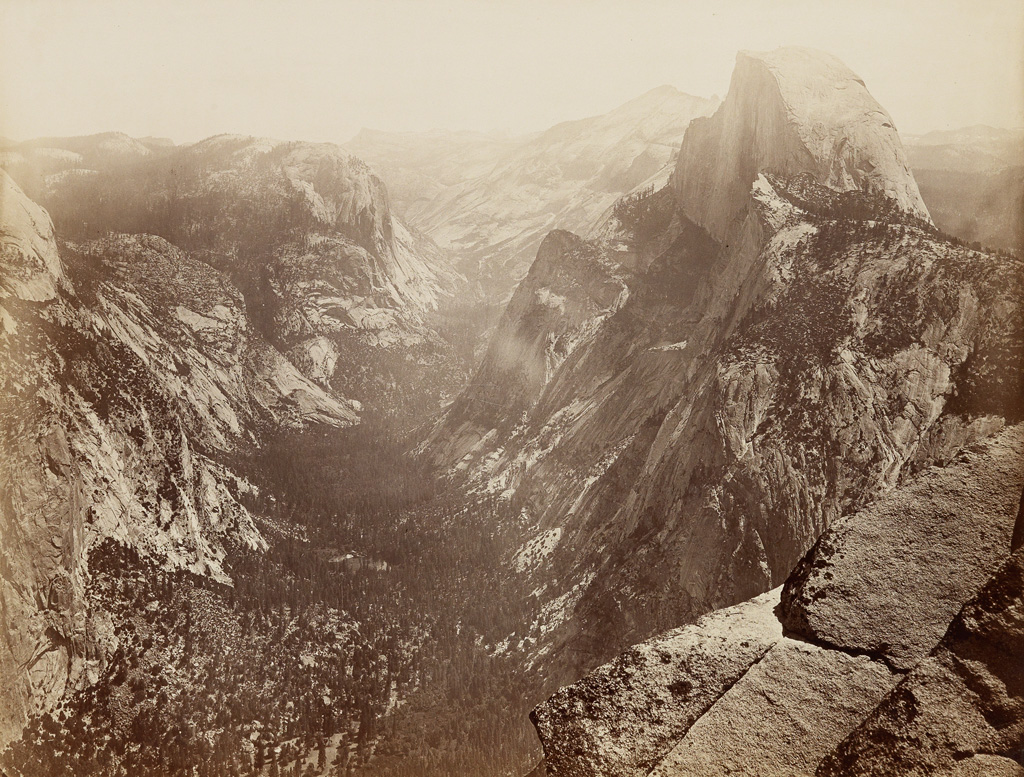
2, 0, 1022, 144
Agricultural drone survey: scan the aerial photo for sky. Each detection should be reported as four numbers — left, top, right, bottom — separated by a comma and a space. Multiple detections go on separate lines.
1, 0, 1022, 145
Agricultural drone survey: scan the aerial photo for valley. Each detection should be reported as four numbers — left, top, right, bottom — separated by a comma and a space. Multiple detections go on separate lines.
0, 38, 1022, 777
0, 420, 548, 777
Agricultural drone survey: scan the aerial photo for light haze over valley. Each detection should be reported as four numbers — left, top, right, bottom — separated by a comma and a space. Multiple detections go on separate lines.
1, 2, 1023, 776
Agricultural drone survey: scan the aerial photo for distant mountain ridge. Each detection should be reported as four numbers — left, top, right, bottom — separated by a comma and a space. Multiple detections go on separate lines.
349, 87, 720, 303
1, 132, 471, 419
903, 125, 1024, 253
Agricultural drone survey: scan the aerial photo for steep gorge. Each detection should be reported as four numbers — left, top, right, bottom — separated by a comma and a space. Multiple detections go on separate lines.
350, 87, 719, 305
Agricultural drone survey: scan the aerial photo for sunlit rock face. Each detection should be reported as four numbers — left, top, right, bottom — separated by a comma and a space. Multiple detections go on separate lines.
0, 172, 67, 302
673, 47, 930, 244
0, 170, 357, 748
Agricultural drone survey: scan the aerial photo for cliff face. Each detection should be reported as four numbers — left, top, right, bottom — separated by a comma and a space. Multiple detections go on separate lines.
673, 48, 930, 244
424, 229, 632, 467
521, 50, 1024, 774
532, 426, 1024, 776
2, 135, 467, 418
425, 47, 1024, 693
0, 171, 355, 747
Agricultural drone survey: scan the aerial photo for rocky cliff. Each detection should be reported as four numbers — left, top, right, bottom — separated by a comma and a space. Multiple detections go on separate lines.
425, 47, 1024, 695
673, 47, 930, 245
532, 425, 1024, 776
423, 229, 633, 467
0, 170, 356, 747
819, 534, 1024, 776
1, 134, 467, 420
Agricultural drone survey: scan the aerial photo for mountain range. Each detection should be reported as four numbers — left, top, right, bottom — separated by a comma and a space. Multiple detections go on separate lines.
0, 45, 1022, 777
348, 87, 720, 306
904, 125, 1024, 254
423, 45, 1023, 690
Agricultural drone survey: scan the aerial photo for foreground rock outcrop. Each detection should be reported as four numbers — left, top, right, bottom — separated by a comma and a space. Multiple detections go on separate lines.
819, 542, 1024, 776
532, 425, 1024, 776
779, 429, 1024, 671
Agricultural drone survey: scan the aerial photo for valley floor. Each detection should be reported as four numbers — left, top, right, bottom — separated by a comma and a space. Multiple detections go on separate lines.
1, 419, 550, 777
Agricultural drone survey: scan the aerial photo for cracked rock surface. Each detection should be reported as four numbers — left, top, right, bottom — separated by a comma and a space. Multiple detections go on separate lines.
818, 543, 1024, 776
532, 424, 1024, 776
780, 425, 1024, 671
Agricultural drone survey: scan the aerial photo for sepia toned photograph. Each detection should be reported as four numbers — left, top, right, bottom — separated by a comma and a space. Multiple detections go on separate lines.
1, 1, 1022, 775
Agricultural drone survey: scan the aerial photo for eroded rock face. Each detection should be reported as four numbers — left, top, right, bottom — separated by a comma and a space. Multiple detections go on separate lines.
68, 233, 358, 442
0, 172, 66, 302
818, 545, 1024, 776
0, 171, 355, 748
673, 47, 930, 244
649, 639, 894, 777
532, 425, 1024, 777
531, 589, 783, 777
425, 229, 632, 466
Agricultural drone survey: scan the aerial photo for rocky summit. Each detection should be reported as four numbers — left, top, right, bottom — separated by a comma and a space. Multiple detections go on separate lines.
673, 47, 931, 244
